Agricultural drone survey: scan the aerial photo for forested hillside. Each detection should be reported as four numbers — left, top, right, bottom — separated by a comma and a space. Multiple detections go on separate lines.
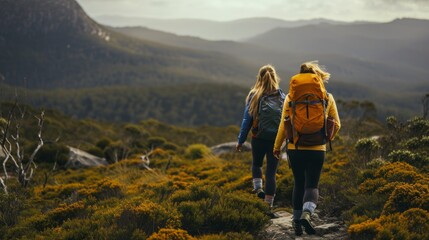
0, 83, 249, 126
2, 82, 414, 126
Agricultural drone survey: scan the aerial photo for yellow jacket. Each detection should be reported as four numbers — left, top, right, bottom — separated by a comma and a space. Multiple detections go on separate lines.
274, 93, 341, 151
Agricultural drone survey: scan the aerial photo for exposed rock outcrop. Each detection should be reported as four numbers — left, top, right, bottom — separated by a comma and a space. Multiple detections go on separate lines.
259, 211, 348, 239
65, 146, 108, 169
211, 142, 251, 155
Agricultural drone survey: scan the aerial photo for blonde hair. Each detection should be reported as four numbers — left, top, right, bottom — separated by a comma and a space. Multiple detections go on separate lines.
246, 65, 280, 119
300, 61, 330, 82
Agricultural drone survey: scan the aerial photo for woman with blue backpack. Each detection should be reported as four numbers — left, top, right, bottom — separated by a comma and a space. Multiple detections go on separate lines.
273, 61, 341, 236
236, 64, 285, 208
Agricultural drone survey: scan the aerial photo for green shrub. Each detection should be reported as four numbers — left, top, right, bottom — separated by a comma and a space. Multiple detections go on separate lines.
402, 136, 429, 150
401, 208, 429, 238
388, 150, 428, 168
148, 228, 196, 240
87, 146, 105, 158
147, 137, 167, 149
349, 208, 429, 240
117, 201, 181, 236
171, 184, 215, 203
124, 124, 143, 137
200, 232, 254, 240
40, 218, 125, 240
382, 183, 429, 215
96, 138, 112, 150
0, 192, 25, 226
2, 225, 37, 240
386, 116, 400, 132
47, 201, 86, 224
406, 117, 429, 137
28, 201, 87, 231
163, 142, 180, 151
78, 179, 124, 200
176, 200, 209, 234
355, 138, 381, 166
375, 162, 419, 184
348, 218, 381, 240
171, 184, 268, 235
184, 144, 211, 160
35, 143, 69, 165
36, 183, 84, 200
366, 158, 387, 169
103, 141, 130, 163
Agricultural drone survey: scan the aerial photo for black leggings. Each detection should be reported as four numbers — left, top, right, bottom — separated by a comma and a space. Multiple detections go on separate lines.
288, 150, 325, 210
251, 138, 279, 196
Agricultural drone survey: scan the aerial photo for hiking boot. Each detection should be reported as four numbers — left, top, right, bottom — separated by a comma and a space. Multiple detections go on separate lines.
255, 188, 265, 199
300, 210, 316, 235
292, 219, 303, 236
265, 208, 279, 219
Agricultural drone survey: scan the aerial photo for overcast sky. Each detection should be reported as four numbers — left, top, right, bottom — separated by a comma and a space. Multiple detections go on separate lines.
76, 0, 429, 22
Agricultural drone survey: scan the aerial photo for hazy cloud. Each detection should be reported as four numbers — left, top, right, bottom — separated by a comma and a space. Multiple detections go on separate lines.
376, 0, 429, 4
76, 0, 429, 22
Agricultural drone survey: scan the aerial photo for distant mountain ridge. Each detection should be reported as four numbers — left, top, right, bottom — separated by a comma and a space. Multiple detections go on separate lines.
112, 20, 428, 90
247, 18, 429, 74
111, 18, 429, 119
95, 15, 349, 41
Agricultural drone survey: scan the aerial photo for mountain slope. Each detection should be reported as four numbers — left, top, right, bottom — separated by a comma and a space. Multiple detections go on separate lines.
112, 25, 426, 92
95, 16, 347, 41
247, 18, 429, 84
0, 0, 255, 89
110, 24, 427, 119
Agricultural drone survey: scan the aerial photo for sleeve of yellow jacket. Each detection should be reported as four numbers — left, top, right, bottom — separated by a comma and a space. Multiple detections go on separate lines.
273, 94, 341, 151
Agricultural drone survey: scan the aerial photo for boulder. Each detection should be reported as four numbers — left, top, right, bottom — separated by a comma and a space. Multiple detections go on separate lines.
211, 142, 251, 155
65, 146, 108, 169
259, 210, 348, 239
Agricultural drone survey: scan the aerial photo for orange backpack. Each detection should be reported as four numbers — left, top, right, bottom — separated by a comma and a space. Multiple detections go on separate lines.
285, 73, 331, 147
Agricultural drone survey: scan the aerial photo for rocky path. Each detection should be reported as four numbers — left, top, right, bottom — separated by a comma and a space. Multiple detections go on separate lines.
259, 211, 349, 240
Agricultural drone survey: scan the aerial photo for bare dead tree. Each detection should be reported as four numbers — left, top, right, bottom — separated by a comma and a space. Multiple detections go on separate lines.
0, 101, 45, 193
0, 177, 7, 194
43, 155, 58, 189
19, 111, 44, 187
140, 148, 154, 171
0, 100, 18, 194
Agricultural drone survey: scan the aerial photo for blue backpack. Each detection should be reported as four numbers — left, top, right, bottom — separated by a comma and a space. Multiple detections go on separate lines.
255, 89, 285, 141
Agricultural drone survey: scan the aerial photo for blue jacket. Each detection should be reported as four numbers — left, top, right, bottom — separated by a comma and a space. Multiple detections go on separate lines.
237, 101, 253, 144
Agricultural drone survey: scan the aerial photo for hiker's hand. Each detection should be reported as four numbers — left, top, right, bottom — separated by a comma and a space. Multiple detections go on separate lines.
273, 150, 280, 160
236, 143, 242, 152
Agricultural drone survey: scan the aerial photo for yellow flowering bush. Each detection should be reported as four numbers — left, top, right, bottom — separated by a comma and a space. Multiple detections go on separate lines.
148, 228, 196, 240
117, 201, 181, 236
349, 208, 429, 240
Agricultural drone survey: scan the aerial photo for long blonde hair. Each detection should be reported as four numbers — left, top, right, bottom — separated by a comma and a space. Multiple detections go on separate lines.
246, 65, 280, 119
300, 61, 330, 82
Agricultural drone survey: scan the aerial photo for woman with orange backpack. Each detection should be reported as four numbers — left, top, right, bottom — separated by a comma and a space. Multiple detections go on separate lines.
273, 61, 341, 236
236, 64, 285, 208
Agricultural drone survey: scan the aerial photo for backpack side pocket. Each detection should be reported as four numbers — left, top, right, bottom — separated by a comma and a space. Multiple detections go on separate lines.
326, 116, 336, 141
